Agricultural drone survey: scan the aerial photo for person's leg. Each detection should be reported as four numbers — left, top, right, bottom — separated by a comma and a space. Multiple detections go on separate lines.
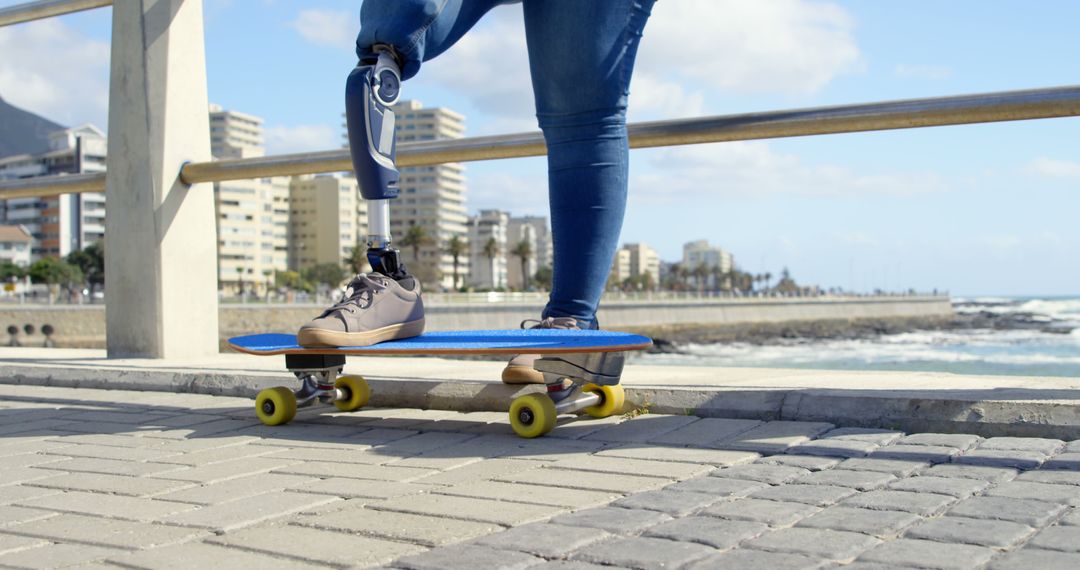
520, 0, 656, 330
356, 0, 511, 79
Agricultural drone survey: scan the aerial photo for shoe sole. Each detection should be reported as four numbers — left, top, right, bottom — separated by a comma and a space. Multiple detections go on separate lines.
501, 364, 545, 384
298, 319, 425, 348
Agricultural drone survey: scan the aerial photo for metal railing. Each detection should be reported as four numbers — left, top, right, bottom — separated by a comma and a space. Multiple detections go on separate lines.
0, 0, 109, 26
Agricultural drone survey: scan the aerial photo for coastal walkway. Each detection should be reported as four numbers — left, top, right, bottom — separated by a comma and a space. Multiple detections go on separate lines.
1, 383, 1079, 569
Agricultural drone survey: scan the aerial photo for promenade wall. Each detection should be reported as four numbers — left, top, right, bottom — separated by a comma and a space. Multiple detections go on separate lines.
0, 295, 952, 348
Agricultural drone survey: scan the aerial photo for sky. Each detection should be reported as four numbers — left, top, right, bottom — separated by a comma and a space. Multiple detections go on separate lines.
0, 0, 1078, 296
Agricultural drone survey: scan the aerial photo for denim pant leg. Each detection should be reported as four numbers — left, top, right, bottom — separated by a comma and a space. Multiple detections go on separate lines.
523, 0, 656, 329
356, 0, 509, 79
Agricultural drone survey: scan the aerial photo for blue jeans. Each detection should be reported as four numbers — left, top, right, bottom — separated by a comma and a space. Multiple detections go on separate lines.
357, 0, 655, 329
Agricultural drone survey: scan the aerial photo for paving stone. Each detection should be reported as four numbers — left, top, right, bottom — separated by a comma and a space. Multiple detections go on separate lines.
139, 418, 256, 440
869, 444, 961, 463
714, 421, 834, 454
26, 472, 195, 498
396, 543, 543, 570
439, 480, 617, 509
35, 457, 186, 478
1063, 508, 1080, 525
1, 452, 73, 469
857, 539, 995, 570
899, 433, 983, 449
105, 541, 325, 570
787, 439, 879, 458
17, 491, 196, 522
290, 478, 431, 500
498, 466, 671, 494
1041, 453, 1080, 470
155, 444, 284, 467
1067, 440, 1080, 453
645, 516, 768, 549
920, 464, 1018, 483
273, 460, 435, 482
412, 458, 542, 486
539, 563, 614, 570
372, 431, 482, 457
490, 436, 609, 462
905, 516, 1035, 547
685, 549, 831, 570
710, 463, 809, 485
833, 458, 928, 476
703, 499, 821, 526
954, 450, 1048, 470
988, 548, 1080, 570
614, 489, 725, 516
948, 496, 1068, 526
595, 445, 759, 466
162, 491, 339, 532
154, 473, 317, 505
978, 437, 1064, 455
549, 455, 712, 480
840, 490, 957, 516
755, 455, 842, 471
796, 506, 921, 538
208, 522, 425, 568
0, 484, 61, 506
42, 443, 179, 462
372, 492, 565, 526
389, 453, 486, 471
0, 505, 56, 527
545, 415, 626, 440
0, 543, 126, 569
473, 522, 612, 558
743, 527, 881, 560
5, 513, 206, 549
572, 535, 715, 570
665, 475, 767, 497
887, 476, 991, 498
0, 533, 49, 556
298, 504, 501, 546
1027, 525, 1080, 552
157, 456, 307, 484
647, 418, 762, 446
985, 481, 1080, 506
794, 469, 895, 491
1017, 470, 1080, 486
749, 484, 857, 507
818, 428, 904, 445
582, 415, 701, 443
551, 506, 672, 534
0, 466, 69, 486
0, 440, 72, 457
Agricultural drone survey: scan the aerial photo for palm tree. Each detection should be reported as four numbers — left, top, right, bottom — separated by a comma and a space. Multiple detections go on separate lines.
399, 224, 434, 265
444, 235, 467, 290
483, 237, 500, 288
693, 262, 708, 294
763, 272, 772, 292
511, 239, 533, 291
345, 241, 368, 275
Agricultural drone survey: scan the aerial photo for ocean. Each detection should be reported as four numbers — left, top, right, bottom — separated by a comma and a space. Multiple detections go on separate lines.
638, 297, 1080, 377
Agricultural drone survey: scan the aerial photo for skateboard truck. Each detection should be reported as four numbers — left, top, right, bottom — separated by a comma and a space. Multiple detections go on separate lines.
534, 352, 626, 387
285, 354, 346, 408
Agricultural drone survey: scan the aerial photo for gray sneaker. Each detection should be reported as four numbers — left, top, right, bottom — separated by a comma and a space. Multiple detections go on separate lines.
501, 317, 580, 384
298, 273, 425, 347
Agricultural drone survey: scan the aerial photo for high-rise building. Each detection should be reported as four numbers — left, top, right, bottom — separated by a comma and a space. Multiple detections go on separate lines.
466, 209, 509, 290
622, 242, 660, 289
288, 174, 367, 274
209, 104, 288, 294
609, 248, 631, 286
0, 124, 107, 258
682, 239, 734, 289
506, 215, 552, 289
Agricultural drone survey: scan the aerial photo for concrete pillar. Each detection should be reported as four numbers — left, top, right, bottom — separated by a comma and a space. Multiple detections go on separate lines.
104, 0, 218, 358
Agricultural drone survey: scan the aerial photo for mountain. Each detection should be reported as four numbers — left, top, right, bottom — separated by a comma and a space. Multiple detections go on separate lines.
0, 95, 65, 159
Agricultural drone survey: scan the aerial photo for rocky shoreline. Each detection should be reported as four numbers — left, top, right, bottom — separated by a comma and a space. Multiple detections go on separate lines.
630, 310, 1076, 354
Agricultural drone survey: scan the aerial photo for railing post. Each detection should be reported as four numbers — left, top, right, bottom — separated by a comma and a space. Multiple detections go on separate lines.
104, 0, 218, 358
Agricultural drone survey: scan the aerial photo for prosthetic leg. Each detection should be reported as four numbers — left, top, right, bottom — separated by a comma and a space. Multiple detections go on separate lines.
345, 47, 408, 279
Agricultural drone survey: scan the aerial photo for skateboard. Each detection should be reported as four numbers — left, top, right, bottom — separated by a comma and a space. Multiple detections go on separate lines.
228, 329, 653, 438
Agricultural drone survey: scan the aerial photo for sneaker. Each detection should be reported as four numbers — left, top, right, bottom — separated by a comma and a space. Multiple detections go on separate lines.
298, 273, 425, 347
500, 317, 580, 384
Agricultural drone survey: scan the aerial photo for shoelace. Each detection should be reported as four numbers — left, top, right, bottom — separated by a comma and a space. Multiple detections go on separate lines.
319, 274, 389, 317
520, 316, 580, 330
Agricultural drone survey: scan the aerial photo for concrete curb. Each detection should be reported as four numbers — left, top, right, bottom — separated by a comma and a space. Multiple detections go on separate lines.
2, 364, 1078, 440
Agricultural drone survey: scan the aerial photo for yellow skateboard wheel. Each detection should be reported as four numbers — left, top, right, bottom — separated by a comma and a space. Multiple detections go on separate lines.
509, 393, 557, 438
255, 387, 297, 426
581, 383, 624, 418
333, 375, 371, 412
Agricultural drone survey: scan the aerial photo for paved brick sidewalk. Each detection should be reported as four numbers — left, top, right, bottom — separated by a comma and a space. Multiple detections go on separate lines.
0, 384, 1078, 569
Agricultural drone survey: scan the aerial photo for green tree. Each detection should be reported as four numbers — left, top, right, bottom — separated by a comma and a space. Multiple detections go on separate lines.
29, 257, 83, 303
483, 237, 500, 288
400, 224, 434, 265
444, 235, 468, 290
533, 265, 553, 290
0, 261, 25, 281
693, 262, 709, 294
345, 241, 368, 275
276, 270, 313, 293
304, 263, 347, 289
511, 240, 533, 291
65, 242, 104, 291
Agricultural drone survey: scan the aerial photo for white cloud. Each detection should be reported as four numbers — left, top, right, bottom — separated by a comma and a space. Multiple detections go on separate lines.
1027, 157, 1080, 179
288, 9, 356, 50
264, 124, 341, 155
466, 165, 549, 216
0, 19, 109, 128
894, 64, 953, 80
632, 142, 946, 201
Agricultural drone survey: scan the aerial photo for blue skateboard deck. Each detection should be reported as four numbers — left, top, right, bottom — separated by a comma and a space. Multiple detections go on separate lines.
228, 329, 652, 356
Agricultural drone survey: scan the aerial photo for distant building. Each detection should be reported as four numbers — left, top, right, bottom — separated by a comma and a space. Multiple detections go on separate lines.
0, 124, 107, 258
288, 174, 367, 273
506, 216, 551, 289
682, 239, 734, 289
622, 242, 660, 289
609, 248, 631, 286
466, 209, 509, 289
209, 104, 289, 293
0, 225, 33, 267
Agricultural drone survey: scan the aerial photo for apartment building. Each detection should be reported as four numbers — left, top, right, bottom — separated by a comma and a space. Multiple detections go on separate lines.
682, 239, 734, 289
0, 225, 33, 267
288, 174, 367, 273
609, 248, 632, 286
0, 125, 107, 258
506, 215, 552, 289
209, 104, 288, 294
622, 242, 661, 288
466, 209, 509, 289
